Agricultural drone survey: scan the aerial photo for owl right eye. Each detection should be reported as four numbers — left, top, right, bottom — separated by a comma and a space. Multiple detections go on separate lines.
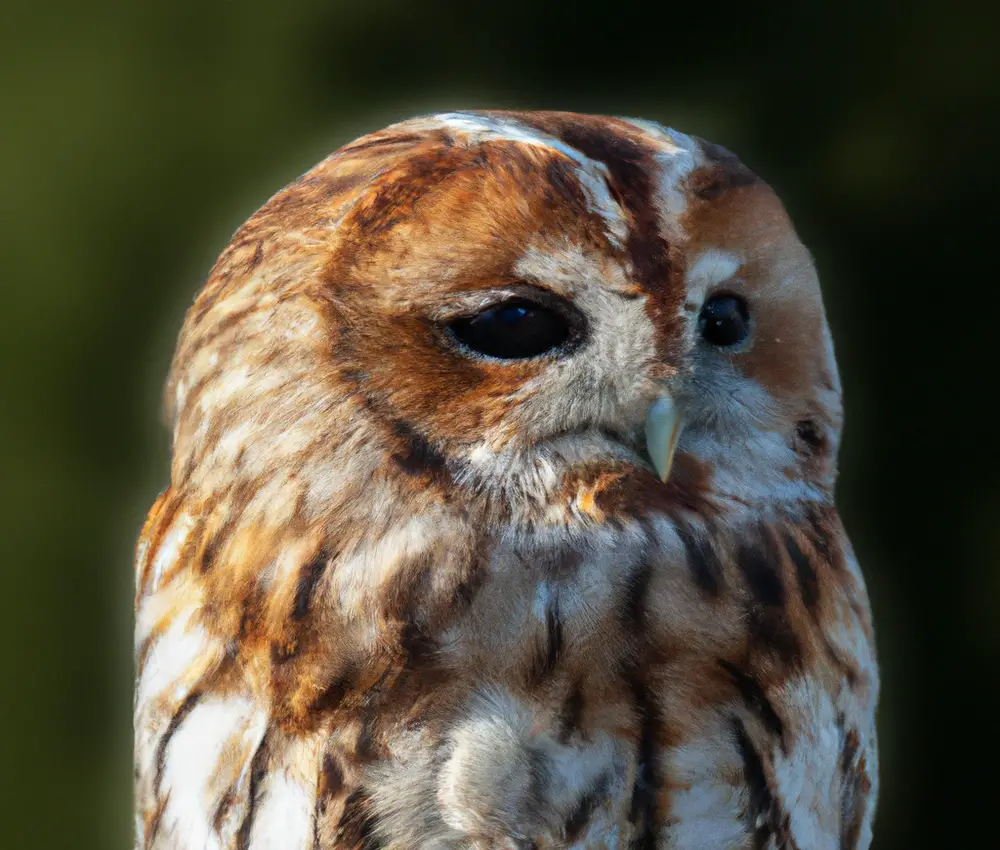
448, 298, 574, 360
699, 293, 750, 348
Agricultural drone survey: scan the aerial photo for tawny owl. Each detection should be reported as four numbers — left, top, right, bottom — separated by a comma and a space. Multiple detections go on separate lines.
134, 111, 878, 849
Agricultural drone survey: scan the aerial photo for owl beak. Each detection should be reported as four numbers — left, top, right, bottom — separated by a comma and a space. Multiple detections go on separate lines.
645, 395, 682, 482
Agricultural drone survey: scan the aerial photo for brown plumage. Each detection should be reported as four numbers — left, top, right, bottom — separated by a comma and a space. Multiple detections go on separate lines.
134, 111, 878, 849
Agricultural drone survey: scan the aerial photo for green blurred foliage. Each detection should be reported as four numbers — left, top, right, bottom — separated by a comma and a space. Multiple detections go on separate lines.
1, 1, 996, 847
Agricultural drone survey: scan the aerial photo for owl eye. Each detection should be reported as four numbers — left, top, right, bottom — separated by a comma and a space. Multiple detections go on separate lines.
699, 294, 750, 347
448, 298, 573, 360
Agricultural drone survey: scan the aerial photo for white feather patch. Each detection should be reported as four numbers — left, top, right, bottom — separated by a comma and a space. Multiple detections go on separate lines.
770, 678, 842, 850
436, 686, 629, 844
660, 714, 750, 850
618, 118, 699, 222
247, 733, 323, 850
147, 512, 196, 593
157, 695, 264, 850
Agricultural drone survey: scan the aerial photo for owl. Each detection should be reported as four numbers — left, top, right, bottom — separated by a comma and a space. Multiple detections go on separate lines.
134, 111, 878, 850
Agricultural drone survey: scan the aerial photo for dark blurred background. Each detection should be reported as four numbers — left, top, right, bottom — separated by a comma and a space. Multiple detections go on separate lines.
1, 1, 997, 846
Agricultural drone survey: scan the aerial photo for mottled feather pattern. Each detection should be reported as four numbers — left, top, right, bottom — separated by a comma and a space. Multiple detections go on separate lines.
134, 111, 878, 849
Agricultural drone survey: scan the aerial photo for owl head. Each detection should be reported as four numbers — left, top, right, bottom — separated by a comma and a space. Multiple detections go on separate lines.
164, 111, 841, 542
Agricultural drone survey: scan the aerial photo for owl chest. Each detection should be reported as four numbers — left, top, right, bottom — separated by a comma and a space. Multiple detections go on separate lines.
419, 544, 654, 724
353, 546, 677, 848
141, 526, 875, 850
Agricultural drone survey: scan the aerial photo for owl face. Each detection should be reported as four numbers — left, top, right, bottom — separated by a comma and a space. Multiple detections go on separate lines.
168, 111, 841, 534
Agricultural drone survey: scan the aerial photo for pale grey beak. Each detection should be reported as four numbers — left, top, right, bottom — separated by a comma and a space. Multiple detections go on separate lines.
645, 395, 682, 482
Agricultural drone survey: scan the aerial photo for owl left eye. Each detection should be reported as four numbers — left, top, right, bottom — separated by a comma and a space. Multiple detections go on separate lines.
448, 299, 573, 360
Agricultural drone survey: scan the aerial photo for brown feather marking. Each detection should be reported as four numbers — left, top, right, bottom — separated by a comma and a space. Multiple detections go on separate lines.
341, 131, 438, 156
145, 791, 169, 848
589, 453, 715, 520
747, 603, 803, 670
732, 717, 799, 850
793, 419, 828, 457
686, 137, 760, 201
336, 789, 382, 850
153, 691, 202, 799
529, 592, 564, 682
674, 519, 723, 597
564, 772, 612, 843
234, 725, 272, 850
783, 530, 820, 612
556, 680, 586, 743
388, 418, 450, 481
839, 720, 872, 850
617, 551, 661, 850
740, 524, 803, 669
312, 753, 347, 848
212, 787, 236, 835
338, 143, 478, 242
804, 504, 837, 565
626, 671, 661, 850
136, 488, 183, 598
293, 548, 332, 621
737, 525, 786, 608
718, 659, 785, 744
501, 111, 684, 361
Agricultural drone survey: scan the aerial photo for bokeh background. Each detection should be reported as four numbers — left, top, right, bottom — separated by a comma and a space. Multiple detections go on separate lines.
1, 1, 997, 847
